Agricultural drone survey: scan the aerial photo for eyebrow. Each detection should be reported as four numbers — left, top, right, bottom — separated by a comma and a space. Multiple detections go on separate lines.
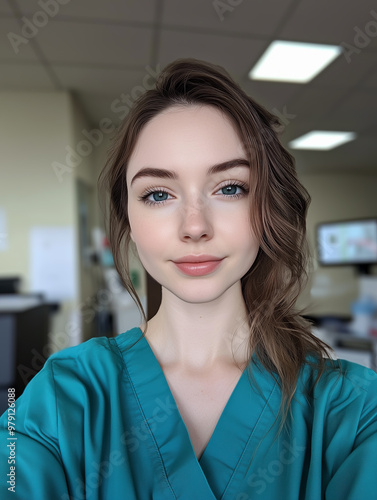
130, 158, 250, 186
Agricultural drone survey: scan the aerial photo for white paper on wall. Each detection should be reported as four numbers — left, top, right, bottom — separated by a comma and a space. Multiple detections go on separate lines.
0, 207, 8, 251
29, 226, 77, 301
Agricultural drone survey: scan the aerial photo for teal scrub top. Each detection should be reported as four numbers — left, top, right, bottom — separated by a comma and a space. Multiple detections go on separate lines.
1, 326, 377, 499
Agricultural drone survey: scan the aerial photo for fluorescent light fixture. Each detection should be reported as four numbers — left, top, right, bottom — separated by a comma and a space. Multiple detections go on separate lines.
288, 131, 357, 150
249, 40, 342, 83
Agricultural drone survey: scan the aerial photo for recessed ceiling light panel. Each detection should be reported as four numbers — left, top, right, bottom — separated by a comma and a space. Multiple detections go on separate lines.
249, 41, 342, 83
288, 131, 357, 150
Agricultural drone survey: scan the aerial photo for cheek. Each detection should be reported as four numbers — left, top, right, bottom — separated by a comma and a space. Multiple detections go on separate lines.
225, 208, 252, 236
129, 202, 154, 242
129, 211, 168, 253
233, 217, 259, 258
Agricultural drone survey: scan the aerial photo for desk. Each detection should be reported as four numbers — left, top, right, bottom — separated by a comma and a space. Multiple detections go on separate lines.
0, 296, 51, 415
312, 326, 377, 371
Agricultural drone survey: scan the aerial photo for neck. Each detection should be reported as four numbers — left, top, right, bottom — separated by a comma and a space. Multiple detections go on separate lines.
142, 283, 251, 373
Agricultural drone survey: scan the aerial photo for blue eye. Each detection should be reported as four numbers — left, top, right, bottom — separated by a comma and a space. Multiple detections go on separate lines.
138, 189, 171, 207
221, 184, 240, 196
138, 181, 249, 207
148, 191, 168, 202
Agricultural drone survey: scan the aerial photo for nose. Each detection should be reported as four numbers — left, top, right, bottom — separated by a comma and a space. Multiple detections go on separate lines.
178, 192, 214, 242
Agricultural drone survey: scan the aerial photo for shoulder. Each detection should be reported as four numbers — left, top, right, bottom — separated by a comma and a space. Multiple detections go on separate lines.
298, 358, 377, 494
298, 356, 377, 423
48, 326, 142, 364
6, 328, 143, 422
45, 334, 121, 373
320, 357, 375, 392
28, 327, 143, 392
300, 355, 377, 394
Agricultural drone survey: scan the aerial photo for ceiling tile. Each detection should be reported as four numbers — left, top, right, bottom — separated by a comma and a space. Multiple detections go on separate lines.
0, 62, 55, 90
239, 79, 302, 112
77, 93, 126, 127
333, 132, 377, 171
290, 132, 377, 174
52, 65, 160, 98
311, 51, 377, 87
286, 86, 352, 122
18, 0, 157, 23
158, 29, 267, 79
280, 0, 377, 44
326, 89, 377, 131
0, 4, 13, 16
362, 67, 377, 88
162, 0, 296, 36
36, 21, 153, 66
280, 102, 374, 147
0, 18, 40, 61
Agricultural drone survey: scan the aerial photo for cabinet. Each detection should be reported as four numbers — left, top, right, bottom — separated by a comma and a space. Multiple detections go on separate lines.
0, 297, 50, 415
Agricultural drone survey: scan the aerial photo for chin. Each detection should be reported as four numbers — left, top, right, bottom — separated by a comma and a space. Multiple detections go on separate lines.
165, 280, 239, 301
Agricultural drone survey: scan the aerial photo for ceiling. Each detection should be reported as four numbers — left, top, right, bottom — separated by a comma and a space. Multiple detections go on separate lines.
1, 0, 377, 175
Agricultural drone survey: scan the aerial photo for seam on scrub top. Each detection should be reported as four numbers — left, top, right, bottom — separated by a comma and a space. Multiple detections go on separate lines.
112, 336, 178, 500
49, 359, 60, 453
221, 379, 279, 499
50, 358, 79, 493
49, 358, 66, 466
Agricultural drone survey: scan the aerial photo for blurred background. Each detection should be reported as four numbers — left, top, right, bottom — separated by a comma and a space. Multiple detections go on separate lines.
1, 0, 377, 408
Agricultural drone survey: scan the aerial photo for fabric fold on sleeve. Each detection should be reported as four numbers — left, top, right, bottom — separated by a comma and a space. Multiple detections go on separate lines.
0, 355, 70, 499
325, 366, 377, 500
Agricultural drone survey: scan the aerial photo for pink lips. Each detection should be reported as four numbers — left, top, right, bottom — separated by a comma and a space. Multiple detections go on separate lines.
172, 256, 224, 276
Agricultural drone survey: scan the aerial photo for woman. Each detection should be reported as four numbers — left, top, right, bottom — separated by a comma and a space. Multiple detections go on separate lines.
1, 59, 376, 499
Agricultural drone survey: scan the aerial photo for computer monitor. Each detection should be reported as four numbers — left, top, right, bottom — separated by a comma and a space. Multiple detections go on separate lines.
316, 217, 377, 275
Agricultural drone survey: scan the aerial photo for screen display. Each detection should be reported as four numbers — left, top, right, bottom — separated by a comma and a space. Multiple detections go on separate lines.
317, 219, 377, 265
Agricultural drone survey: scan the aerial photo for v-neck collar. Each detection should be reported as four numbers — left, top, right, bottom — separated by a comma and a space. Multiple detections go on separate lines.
116, 327, 279, 500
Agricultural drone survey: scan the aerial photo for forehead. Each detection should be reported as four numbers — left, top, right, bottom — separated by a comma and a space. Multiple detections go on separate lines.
127, 105, 246, 175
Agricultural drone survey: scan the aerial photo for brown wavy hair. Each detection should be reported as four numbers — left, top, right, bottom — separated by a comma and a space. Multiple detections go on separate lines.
98, 58, 338, 435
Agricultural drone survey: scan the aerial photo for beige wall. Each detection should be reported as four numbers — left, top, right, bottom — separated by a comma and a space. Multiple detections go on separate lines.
298, 172, 377, 317
0, 91, 74, 285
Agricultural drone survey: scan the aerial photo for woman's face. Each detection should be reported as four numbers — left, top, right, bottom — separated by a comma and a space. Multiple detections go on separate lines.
126, 105, 260, 303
